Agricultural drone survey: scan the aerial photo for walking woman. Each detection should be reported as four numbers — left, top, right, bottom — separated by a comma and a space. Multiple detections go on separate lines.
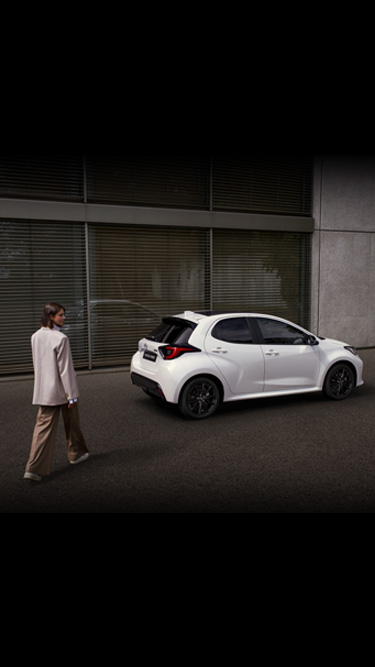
24, 303, 89, 482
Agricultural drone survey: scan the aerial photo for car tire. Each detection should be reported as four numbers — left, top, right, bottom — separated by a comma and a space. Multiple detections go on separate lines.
179, 376, 221, 420
323, 363, 355, 400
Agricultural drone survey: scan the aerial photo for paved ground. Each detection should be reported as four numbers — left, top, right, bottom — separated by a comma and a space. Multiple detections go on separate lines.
1, 349, 375, 513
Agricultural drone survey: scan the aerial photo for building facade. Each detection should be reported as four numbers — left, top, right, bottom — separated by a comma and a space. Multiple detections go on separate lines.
1, 154, 370, 377
311, 155, 375, 348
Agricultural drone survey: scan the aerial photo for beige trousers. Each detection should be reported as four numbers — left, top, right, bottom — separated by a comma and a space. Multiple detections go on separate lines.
25, 403, 89, 476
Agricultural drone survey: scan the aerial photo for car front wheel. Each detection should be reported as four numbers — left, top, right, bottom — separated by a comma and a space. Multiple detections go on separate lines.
324, 364, 355, 400
179, 377, 221, 419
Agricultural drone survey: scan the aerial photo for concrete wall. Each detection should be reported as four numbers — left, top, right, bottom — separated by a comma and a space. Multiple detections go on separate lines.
311, 156, 375, 347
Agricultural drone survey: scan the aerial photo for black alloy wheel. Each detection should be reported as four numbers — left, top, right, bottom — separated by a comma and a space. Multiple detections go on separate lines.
324, 364, 355, 400
179, 377, 221, 419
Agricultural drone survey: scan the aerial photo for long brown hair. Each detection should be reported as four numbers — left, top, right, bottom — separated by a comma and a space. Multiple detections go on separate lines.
40, 303, 65, 329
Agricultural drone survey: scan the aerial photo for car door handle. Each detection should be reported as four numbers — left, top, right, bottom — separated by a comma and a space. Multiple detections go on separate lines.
212, 348, 228, 354
265, 350, 279, 356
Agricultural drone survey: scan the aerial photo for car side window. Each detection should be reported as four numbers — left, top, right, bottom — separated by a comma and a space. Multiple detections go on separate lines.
212, 318, 254, 344
256, 318, 308, 345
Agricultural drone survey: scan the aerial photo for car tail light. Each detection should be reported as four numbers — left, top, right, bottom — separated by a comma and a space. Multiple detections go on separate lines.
159, 345, 201, 360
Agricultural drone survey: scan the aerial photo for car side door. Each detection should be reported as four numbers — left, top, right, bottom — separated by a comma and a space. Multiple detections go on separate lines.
254, 317, 320, 391
204, 317, 265, 396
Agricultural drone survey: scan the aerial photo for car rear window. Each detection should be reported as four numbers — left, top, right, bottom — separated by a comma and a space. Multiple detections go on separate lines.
146, 319, 196, 345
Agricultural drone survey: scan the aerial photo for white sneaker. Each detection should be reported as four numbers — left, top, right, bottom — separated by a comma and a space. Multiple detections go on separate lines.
24, 472, 42, 482
70, 453, 89, 465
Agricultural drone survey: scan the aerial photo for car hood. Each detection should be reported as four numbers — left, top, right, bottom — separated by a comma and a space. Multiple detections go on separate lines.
320, 336, 350, 348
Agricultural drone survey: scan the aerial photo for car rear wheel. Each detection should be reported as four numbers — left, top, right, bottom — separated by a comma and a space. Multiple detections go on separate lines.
324, 363, 355, 400
179, 377, 221, 419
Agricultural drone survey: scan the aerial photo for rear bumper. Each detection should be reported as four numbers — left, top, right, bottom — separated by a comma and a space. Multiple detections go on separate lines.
131, 372, 166, 400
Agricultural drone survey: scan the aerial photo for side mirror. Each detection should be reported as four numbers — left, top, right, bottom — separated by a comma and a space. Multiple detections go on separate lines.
307, 335, 319, 346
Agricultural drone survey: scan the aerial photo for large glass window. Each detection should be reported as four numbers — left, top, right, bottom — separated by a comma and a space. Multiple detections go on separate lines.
0, 156, 83, 201
0, 155, 313, 214
0, 221, 311, 375
88, 224, 210, 366
212, 230, 311, 328
86, 156, 210, 209
0, 220, 87, 374
212, 155, 312, 215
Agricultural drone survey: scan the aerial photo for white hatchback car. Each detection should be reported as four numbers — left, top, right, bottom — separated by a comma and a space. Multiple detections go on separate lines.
131, 311, 364, 419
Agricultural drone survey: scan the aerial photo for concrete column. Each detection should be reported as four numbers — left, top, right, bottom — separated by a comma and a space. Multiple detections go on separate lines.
312, 155, 375, 347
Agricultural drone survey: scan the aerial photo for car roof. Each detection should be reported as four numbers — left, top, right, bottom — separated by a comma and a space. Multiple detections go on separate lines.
174, 311, 287, 324
169, 312, 314, 340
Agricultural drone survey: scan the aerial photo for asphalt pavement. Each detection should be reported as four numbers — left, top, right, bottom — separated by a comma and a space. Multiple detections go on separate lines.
2, 349, 375, 513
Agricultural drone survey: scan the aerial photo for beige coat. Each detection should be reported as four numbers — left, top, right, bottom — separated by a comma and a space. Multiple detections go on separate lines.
31, 327, 80, 406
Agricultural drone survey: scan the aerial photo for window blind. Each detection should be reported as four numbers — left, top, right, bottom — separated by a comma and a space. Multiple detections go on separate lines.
86, 156, 210, 209
0, 155, 313, 215
0, 220, 88, 375
88, 224, 211, 366
212, 155, 313, 215
0, 156, 84, 202
0, 221, 311, 376
212, 229, 311, 328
